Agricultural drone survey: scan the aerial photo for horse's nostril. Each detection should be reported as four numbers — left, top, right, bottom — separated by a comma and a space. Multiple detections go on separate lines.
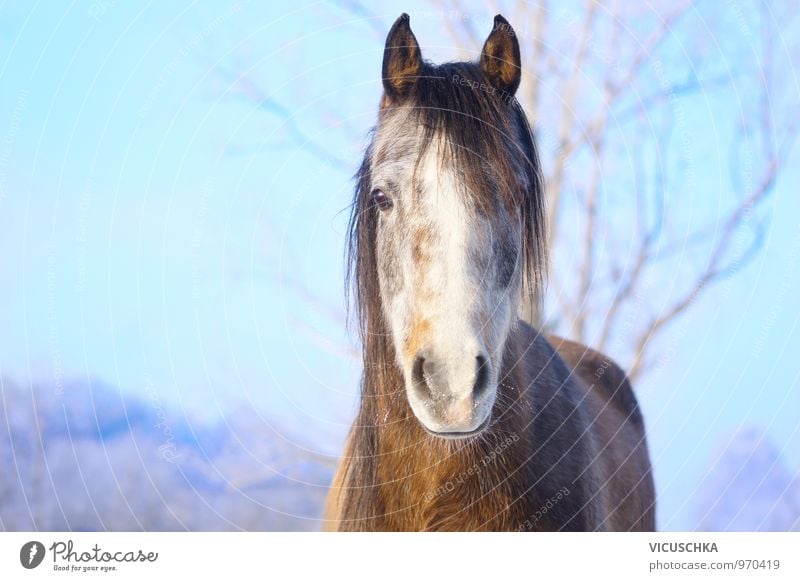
473, 354, 490, 399
411, 354, 431, 400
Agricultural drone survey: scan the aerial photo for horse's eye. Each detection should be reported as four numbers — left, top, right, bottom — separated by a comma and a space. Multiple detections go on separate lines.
371, 189, 393, 211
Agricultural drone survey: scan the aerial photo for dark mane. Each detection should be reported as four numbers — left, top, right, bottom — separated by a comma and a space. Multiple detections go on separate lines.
342, 59, 546, 527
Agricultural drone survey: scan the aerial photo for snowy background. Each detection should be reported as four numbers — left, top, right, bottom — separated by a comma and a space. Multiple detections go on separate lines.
0, 1, 799, 531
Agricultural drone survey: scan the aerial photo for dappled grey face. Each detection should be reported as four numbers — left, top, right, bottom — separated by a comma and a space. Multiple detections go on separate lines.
368, 11, 531, 438
370, 114, 523, 437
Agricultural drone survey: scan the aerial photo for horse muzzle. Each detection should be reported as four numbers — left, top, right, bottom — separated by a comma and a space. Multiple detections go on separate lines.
406, 350, 495, 438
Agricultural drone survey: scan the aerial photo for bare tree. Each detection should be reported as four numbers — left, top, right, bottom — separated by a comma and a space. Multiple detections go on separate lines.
212, 0, 799, 381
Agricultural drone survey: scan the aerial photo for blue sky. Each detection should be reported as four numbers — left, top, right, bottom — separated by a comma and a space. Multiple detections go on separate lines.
0, 1, 798, 530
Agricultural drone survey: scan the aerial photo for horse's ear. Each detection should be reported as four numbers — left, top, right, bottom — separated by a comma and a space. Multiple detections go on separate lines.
479, 15, 521, 96
382, 13, 422, 101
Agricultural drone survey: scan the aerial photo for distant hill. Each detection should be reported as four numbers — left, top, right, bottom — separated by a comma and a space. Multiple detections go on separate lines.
0, 378, 334, 531
693, 426, 800, 531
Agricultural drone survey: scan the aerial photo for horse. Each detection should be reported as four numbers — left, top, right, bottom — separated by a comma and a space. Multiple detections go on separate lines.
324, 13, 656, 531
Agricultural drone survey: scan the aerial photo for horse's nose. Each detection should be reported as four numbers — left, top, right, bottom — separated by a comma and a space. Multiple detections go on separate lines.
411, 350, 491, 407
407, 348, 494, 436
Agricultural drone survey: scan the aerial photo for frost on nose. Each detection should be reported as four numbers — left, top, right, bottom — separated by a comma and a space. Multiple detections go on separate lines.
409, 340, 492, 428
445, 394, 476, 426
